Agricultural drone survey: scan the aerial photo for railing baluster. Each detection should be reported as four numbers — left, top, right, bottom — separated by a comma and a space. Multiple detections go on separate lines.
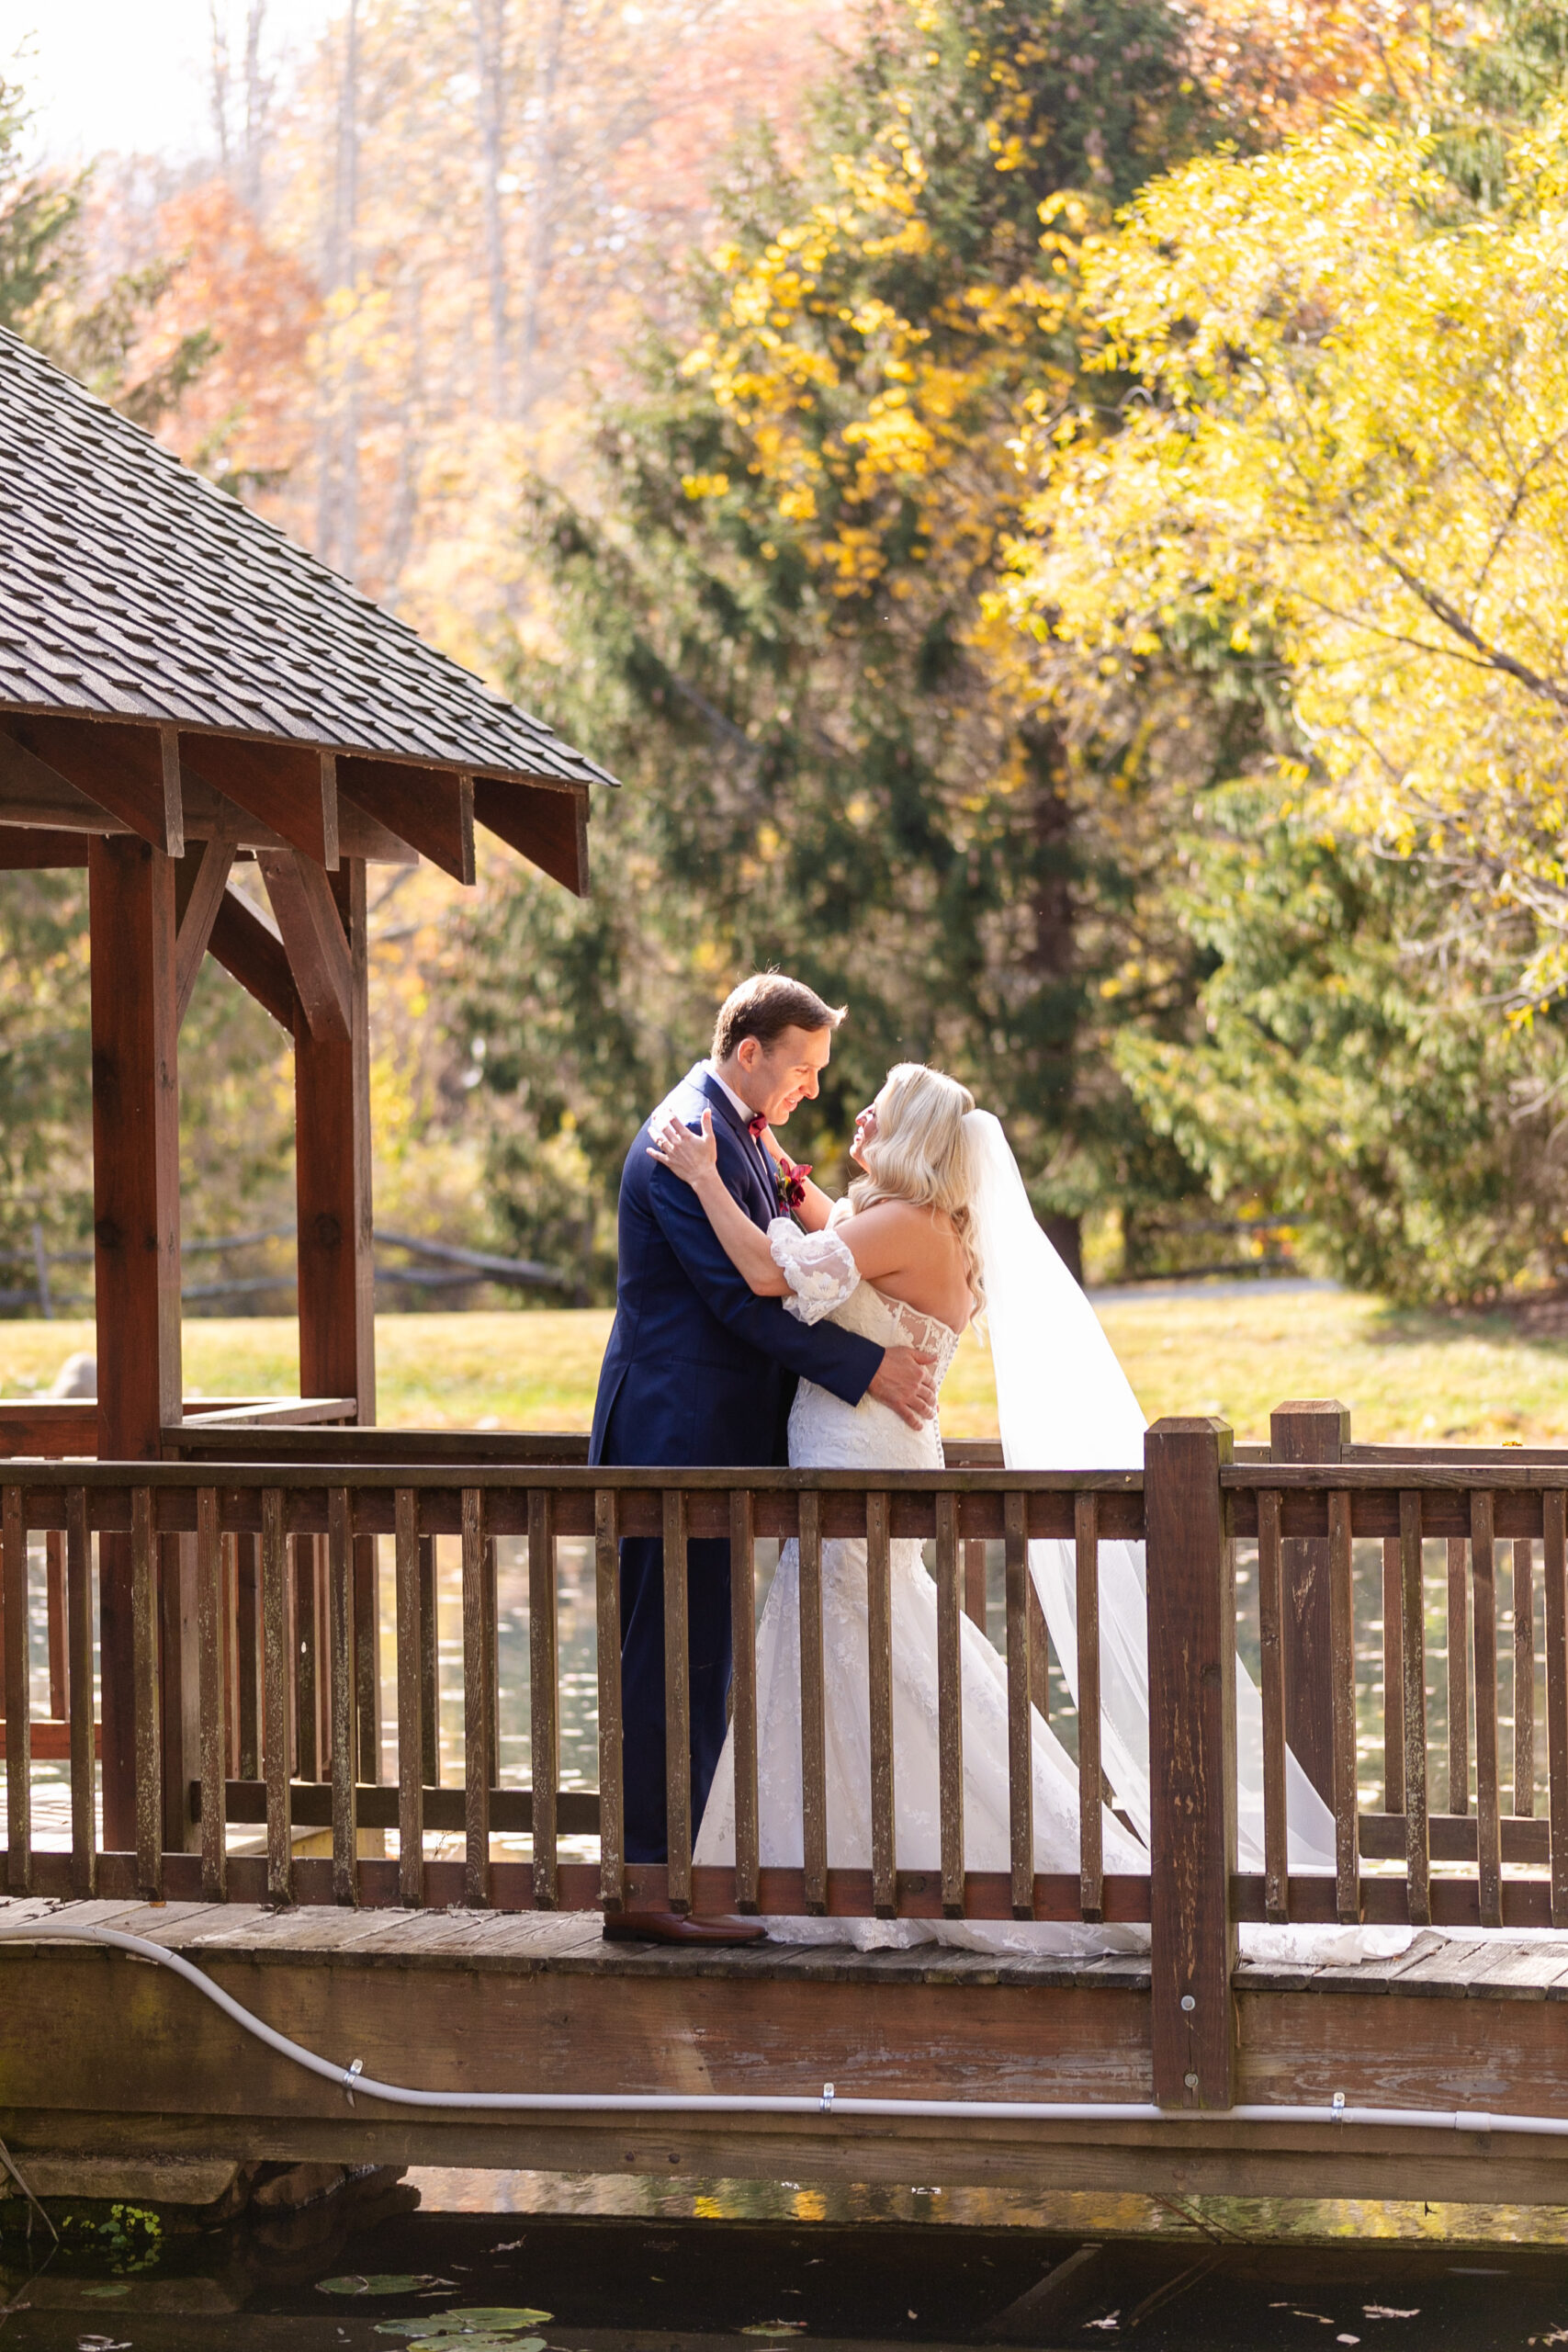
418, 1534, 439, 1788
1076, 1491, 1103, 1924
729, 1488, 760, 1915
132, 1487, 162, 1901
1544, 1490, 1568, 1928
1382, 1534, 1405, 1815
223, 1532, 238, 1782
1258, 1486, 1287, 1923
798, 1487, 827, 1916
328, 1487, 356, 1905
3, 1485, 29, 1894
462, 1487, 491, 1907
293, 1533, 319, 1781
45, 1530, 67, 1724
261, 1488, 291, 1905
935, 1490, 964, 1919
595, 1488, 625, 1915
663, 1487, 692, 1914
234, 1532, 259, 1781
1400, 1492, 1429, 1927
530, 1487, 559, 1910
1472, 1489, 1502, 1928
867, 1490, 895, 1918
355, 1532, 381, 1786
963, 1537, 987, 1631
1004, 1490, 1033, 1920
483, 1530, 501, 1793
1447, 1534, 1470, 1815
395, 1487, 423, 1907
197, 1487, 226, 1904
1329, 1488, 1359, 1925
1028, 1583, 1050, 1725
67, 1487, 96, 1899
1516, 1535, 1537, 1817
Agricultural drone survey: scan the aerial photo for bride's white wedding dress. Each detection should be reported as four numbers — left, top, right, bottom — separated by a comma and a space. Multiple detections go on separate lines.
694, 1112, 1407, 1966
693, 1198, 1148, 1954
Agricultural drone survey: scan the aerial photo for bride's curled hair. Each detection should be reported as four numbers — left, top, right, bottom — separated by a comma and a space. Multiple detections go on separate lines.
849, 1062, 986, 1316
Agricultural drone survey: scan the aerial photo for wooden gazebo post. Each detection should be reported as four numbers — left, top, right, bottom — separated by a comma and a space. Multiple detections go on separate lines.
293, 858, 374, 1420
0, 324, 613, 1848
89, 834, 183, 1845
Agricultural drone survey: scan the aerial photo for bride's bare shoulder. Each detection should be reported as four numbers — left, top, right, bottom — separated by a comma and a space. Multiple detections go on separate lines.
838, 1196, 959, 1266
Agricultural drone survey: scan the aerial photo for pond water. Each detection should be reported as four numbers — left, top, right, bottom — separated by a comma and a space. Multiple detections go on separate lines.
6, 2170, 1568, 2350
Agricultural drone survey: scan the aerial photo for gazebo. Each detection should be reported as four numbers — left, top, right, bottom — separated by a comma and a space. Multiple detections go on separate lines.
0, 323, 613, 1839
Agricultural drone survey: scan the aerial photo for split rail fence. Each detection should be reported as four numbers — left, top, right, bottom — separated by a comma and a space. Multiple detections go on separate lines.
4, 1408, 1568, 2105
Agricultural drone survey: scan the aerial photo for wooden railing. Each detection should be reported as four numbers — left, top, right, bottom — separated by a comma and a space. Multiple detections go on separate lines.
5, 1409, 1568, 2110
1229, 1458, 1568, 1933
0, 1456, 1145, 1925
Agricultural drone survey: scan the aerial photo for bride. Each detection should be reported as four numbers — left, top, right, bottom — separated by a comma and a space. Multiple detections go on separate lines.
648, 1063, 1150, 1951
649, 1061, 1342, 1953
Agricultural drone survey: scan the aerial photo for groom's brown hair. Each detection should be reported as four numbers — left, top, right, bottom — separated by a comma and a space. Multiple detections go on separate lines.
712, 972, 845, 1062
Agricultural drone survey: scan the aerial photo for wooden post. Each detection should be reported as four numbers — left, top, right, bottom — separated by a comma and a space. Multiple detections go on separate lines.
1269, 1401, 1348, 1812
294, 857, 374, 1420
1146, 1416, 1236, 2110
89, 833, 182, 1853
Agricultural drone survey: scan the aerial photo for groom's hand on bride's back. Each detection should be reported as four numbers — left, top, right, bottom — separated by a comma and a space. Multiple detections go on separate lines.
869, 1345, 938, 1430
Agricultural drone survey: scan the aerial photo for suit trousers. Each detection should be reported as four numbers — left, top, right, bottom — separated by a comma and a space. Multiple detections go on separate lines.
618, 1532, 733, 1867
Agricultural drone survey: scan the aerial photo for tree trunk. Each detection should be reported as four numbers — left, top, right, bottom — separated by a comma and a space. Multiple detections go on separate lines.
520, 0, 565, 414
242, 0, 269, 218
1024, 719, 1080, 1280
316, 0, 360, 572
474, 0, 509, 413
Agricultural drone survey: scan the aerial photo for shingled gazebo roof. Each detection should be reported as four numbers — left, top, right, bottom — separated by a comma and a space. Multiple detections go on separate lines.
0, 325, 611, 789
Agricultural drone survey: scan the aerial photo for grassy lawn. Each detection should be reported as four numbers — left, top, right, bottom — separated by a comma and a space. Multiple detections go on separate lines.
5, 1283, 1568, 1443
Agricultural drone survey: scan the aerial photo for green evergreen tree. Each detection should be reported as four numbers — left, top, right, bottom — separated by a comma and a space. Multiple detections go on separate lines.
459, 0, 1258, 1294
1118, 782, 1568, 1303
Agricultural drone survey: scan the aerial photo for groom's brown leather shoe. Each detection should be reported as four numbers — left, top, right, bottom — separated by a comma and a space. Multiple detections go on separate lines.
603, 1909, 768, 1947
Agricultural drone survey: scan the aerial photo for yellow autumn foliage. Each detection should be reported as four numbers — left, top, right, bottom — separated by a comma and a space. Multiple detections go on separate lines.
1007, 104, 1568, 1005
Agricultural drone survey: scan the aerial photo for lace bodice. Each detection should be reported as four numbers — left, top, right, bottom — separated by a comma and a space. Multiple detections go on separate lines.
768, 1202, 961, 1468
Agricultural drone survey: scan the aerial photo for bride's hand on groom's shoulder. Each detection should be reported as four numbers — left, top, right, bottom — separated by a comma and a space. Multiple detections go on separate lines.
648, 1109, 718, 1188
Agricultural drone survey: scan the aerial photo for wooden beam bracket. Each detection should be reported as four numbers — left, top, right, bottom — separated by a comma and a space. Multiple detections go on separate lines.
173, 818, 241, 1030
257, 851, 352, 1041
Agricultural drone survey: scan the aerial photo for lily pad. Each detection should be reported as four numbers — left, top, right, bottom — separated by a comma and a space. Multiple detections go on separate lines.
374, 2315, 552, 2342
318, 2275, 456, 2297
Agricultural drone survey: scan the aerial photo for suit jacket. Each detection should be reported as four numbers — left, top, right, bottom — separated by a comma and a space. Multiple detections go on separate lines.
590, 1064, 884, 1468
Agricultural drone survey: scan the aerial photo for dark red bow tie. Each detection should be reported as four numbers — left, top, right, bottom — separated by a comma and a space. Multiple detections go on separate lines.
748, 1114, 768, 1139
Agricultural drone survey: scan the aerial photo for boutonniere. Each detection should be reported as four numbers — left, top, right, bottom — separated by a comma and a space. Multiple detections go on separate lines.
774, 1156, 811, 1212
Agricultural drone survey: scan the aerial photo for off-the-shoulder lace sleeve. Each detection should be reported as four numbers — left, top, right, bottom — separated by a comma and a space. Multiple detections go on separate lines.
767, 1217, 861, 1325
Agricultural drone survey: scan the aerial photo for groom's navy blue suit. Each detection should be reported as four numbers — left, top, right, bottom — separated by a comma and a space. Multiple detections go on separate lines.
591, 1064, 884, 1864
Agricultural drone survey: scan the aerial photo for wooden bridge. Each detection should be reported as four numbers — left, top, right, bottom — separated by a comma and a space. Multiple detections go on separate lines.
4, 327, 1566, 2217
7, 1405, 1568, 2208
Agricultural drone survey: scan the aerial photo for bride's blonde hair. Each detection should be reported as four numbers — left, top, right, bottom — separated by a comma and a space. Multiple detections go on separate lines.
848, 1063, 985, 1315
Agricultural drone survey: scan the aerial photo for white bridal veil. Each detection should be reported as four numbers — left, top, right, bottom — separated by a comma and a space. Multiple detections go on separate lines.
964, 1110, 1336, 1872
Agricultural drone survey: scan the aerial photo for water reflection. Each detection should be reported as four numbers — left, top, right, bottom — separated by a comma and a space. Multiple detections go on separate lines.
9, 2170, 1568, 2351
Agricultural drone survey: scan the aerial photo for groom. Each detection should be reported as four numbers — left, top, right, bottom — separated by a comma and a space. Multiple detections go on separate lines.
591, 972, 937, 1943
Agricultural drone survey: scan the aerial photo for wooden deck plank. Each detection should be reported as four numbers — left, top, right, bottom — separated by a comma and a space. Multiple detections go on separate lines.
17, 1896, 1568, 2009
1466, 1940, 1568, 1999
